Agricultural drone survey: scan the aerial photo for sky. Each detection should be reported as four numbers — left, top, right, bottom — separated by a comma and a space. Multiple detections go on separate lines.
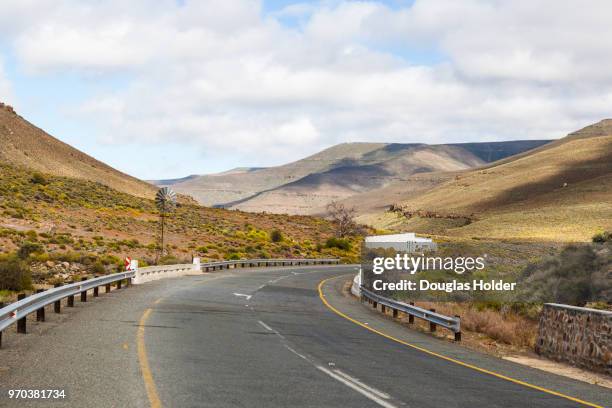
0, 0, 611, 179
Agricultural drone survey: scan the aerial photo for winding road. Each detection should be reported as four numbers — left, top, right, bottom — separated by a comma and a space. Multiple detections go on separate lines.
0, 265, 609, 407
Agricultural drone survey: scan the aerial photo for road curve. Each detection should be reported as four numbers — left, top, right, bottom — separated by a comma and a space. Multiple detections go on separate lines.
0, 265, 609, 408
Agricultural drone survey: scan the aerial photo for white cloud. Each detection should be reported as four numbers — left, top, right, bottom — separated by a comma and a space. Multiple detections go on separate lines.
1, 0, 611, 174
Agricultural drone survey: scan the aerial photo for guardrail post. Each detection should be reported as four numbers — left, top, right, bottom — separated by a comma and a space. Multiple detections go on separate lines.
408, 302, 415, 324
393, 308, 398, 318
0, 301, 4, 347
54, 283, 62, 313
36, 289, 45, 322
93, 283, 99, 297
454, 315, 461, 341
116, 279, 122, 290
105, 283, 111, 293
372, 300, 377, 308
429, 309, 437, 332
80, 277, 88, 302
381, 304, 386, 314
67, 289, 75, 307
17, 293, 27, 333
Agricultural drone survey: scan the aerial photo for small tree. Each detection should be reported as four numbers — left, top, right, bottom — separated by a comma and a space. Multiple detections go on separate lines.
326, 201, 357, 237
17, 241, 43, 260
270, 229, 283, 243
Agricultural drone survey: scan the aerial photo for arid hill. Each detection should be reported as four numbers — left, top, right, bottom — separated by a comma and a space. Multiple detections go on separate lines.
0, 102, 155, 198
169, 143, 389, 206
167, 140, 548, 213
365, 120, 612, 241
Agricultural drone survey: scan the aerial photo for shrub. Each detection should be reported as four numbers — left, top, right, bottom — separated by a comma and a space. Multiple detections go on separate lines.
17, 241, 43, 259
519, 244, 610, 306
158, 255, 181, 265
592, 231, 611, 243
0, 256, 32, 291
325, 237, 351, 251
270, 229, 283, 243
25, 230, 38, 241
30, 172, 48, 185
90, 261, 106, 275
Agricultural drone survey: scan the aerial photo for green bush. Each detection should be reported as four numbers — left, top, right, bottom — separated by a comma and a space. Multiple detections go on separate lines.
158, 255, 181, 265
0, 256, 32, 291
90, 261, 106, 275
17, 241, 43, 259
30, 172, 48, 185
270, 229, 283, 243
519, 244, 610, 306
325, 237, 351, 251
592, 231, 611, 243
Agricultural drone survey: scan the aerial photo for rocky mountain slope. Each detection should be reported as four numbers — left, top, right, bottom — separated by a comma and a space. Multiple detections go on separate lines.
0, 102, 155, 198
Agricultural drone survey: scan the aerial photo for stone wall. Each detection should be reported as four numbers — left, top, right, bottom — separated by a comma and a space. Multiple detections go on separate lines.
535, 303, 611, 375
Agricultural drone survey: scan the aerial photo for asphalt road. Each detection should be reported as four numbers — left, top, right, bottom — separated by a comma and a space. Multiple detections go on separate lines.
0, 265, 609, 408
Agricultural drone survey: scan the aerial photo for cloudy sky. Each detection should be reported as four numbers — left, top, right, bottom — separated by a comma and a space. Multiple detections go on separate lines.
0, 0, 611, 179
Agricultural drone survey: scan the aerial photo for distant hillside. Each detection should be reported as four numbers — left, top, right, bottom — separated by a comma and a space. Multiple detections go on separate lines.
168, 140, 548, 212
0, 102, 155, 198
369, 120, 612, 241
169, 143, 389, 206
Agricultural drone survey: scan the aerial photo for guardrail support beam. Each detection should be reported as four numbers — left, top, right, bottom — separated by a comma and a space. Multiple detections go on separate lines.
393, 308, 398, 318
17, 293, 26, 333
67, 282, 76, 307
80, 277, 88, 302
0, 302, 4, 347
408, 302, 415, 324
54, 283, 62, 313
105, 283, 111, 293
36, 289, 45, 322
454, 315, 461, 341
429, 309, 437, 332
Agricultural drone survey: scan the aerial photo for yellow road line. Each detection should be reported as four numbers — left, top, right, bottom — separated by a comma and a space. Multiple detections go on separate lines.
317, 277, 603, 408
138, 308, 162, 408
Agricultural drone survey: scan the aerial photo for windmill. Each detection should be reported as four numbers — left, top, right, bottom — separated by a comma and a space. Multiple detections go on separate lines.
155, 187, 177, 260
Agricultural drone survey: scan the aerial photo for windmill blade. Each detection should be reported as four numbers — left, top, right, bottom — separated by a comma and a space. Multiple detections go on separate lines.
156, 187, 177, 212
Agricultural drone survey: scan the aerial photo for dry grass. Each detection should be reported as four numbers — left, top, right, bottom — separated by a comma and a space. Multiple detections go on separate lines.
418, 301, 537, 348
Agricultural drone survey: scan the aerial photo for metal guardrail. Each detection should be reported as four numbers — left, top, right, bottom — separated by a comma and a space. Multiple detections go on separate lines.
199, 258, 339, 271
133, 258, 340, 284
0, 258, 340, 348
359, 285, 462, 341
